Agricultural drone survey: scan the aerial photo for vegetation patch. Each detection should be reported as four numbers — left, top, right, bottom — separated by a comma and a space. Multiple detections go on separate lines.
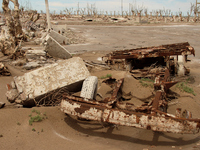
100, 74, 112, 79
29, 109, 47, 125
139, 78, 154, 88
176, 82, 196, 96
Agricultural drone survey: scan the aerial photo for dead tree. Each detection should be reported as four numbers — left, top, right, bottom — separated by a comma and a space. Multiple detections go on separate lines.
1, 0, 24, 55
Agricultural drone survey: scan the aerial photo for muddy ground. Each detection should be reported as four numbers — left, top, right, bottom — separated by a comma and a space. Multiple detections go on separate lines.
0, 23, 200, 150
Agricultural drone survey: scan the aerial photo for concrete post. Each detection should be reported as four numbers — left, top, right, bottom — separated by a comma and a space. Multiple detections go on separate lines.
45, 0, 51, 30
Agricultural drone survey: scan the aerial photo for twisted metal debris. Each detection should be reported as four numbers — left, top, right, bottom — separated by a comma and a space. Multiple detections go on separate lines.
61, 69, 200, 134
103, 42, 195, 76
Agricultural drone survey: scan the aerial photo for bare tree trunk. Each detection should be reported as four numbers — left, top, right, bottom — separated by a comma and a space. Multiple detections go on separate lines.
1, 0, 24, 55
2, 0, 15, 38
45, 0, 51, 30
33, 14, 40, 23
10, 0, 23, 36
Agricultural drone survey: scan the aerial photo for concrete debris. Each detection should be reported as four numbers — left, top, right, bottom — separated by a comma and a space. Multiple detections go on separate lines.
49, 30, 67, 44
80, 76, 98, 100
23, 61, 42, 70
0, 62, 11, 76
25, 50, 46, 61
84, 60, 111, 70
44, 35, 72, 59
6, 57, 90, 106
6, 89, 18, 103
11, 59, 26, 66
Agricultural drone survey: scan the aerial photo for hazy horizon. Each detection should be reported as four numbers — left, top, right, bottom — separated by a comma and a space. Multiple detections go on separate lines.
0, 0, 198, 16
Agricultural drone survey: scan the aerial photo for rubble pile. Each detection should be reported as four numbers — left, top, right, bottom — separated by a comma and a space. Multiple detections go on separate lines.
63, 28, 86, 44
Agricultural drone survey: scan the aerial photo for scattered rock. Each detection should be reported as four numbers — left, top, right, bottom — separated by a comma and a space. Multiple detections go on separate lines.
15, 99, 22, 104
13, 104, 23, 108
0, 102, 5, 109
0, 62, 11, 76
5, 89, 18, 103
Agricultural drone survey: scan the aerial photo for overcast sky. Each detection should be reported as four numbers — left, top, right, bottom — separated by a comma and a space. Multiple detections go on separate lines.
3, 0, 197, 15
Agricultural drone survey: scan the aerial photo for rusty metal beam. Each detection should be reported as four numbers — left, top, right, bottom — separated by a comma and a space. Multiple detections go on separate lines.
61, 96, 200, 134
103, 78, 124, 105
105, 42, 195, 60
60, 76, 200, 134
152, 91, 162, 114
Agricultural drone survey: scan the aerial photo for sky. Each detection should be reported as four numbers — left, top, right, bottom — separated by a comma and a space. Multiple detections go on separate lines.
0, 0, 197, 16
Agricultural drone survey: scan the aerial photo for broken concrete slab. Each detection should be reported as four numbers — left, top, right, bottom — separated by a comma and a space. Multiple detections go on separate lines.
6, 57, 90, 106
45, 35, 72, 59
25, 50, 46, 61
11, 59, 26, 66
23, 61, 42, 70
49, 30, 67, 44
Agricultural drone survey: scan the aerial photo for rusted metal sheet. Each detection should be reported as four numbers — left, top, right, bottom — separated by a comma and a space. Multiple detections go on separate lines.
105, 42, 195, 60
151, 91, 162, 114
61, 96, 200, 134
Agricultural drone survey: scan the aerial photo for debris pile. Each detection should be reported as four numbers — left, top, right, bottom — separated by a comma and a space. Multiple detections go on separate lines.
103, 42, 195, 76
0, 2, 199, 134
61, 68, 200, 134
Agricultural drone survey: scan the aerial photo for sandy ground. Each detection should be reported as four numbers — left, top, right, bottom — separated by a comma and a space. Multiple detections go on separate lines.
0, 23, 200, 150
